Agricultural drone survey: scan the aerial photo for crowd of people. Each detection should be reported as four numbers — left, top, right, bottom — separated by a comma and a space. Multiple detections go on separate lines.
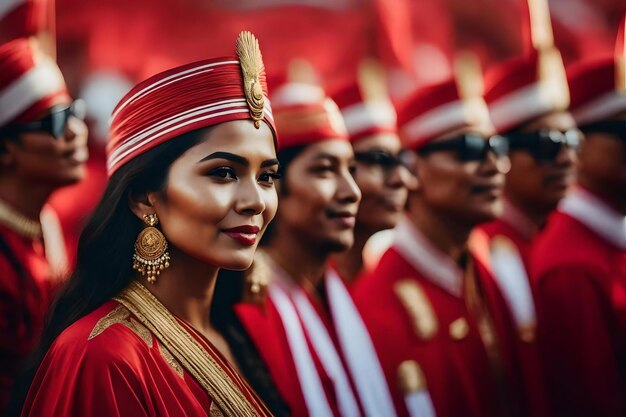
0, 0, 625, 417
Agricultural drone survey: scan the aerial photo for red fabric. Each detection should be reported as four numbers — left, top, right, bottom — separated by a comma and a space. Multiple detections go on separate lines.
395, 78, 463, 149
0, 38, 69, 126
478, 220, 551, 417
484, 51, 539, 106
271, 89, 349, 151
21, 300, 271, 417
107, 54, 277, 176
531, 211, 626, 417
567, 56, 619, 119
0, 225, 57, 413
0, 0, 48, 43
234, 295, 346, 417
331, 82, 397, 143
352, 246, 527, 417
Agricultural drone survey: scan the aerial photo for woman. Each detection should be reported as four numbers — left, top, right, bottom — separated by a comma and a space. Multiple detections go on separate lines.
12, 32, 278, 417
232, 79, 397, 417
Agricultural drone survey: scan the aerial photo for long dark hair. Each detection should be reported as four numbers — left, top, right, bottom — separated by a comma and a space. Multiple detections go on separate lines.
210, 144, 308, 417
8, 129, 206, 416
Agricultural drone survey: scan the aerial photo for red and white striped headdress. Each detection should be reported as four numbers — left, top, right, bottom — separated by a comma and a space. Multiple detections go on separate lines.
332, 60, 397, 143
0, 0, 47, 42
0, 37, 68, 127
397, 54, 491, 150
271, 81, 348, 151
107, 31, 276, 176
567, 15, 626, 126
483, 0, 570, 133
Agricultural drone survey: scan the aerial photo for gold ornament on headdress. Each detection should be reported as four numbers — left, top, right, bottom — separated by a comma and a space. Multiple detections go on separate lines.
454, 52, 491, 129
236, 31, 265, 128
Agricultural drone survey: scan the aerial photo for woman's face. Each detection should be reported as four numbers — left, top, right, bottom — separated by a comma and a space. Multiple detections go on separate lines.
150, 120, 279, 271
352, 133, 414, 234
277, 139, 361, 252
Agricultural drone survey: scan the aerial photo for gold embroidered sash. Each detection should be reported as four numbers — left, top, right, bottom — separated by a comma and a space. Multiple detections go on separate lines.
114, 280, 262, 417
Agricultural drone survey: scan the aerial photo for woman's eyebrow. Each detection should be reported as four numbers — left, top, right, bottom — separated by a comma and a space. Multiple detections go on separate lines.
261, 159, 279, 168
198, 152, 249, 166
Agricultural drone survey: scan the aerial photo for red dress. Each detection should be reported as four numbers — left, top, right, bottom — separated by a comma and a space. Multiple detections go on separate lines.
532, 188, 626, 417
0, 222, 61, 412
353, 217, 527, 417
235, 256, 396, 417
21, 297, 272, 417
476, 200, 550, 417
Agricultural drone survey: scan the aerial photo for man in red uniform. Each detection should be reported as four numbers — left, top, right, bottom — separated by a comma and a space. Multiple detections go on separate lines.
532, 18, 626, 417
0, 38, 88, 412
472, 4, 575, 416
331, 60, 414, 285
353, 58, 527, 417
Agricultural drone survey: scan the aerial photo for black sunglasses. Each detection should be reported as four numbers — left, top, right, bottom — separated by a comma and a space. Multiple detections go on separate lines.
580, 120, 626, 142
354, 150, 406, 171
417, 133, 509, 162
2, 99, 86, 139
505, 128, 583, 163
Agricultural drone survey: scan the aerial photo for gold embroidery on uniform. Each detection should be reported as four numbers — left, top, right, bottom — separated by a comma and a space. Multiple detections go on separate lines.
88, 305, 131, 340
158, 342, 184, 378
210, 402, 226, 417
449, 317, 470, 340
114, 280, 262, 417
397, 360, 427, 394
394, 280, 438, 340
124, 318, 153, 348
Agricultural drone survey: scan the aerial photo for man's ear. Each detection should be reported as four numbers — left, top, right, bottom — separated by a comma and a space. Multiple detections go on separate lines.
128, 191, 159, 221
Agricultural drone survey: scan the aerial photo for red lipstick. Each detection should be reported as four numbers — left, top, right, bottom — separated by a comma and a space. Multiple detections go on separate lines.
223, 225, 260, 246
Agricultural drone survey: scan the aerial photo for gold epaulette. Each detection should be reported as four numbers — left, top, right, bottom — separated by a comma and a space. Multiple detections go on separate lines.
393, 280, 438, 340
397, 360, 427, 394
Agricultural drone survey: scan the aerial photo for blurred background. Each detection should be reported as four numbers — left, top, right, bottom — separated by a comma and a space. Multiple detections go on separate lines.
1, 0, 623, 264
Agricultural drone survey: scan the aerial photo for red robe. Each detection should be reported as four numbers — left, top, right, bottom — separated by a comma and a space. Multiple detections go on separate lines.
20, 300, 271, 417
476, 200, 550, 417
234, 255, 399, 417
234, 278, 359, 417
0, 224, 58, 412
353, 217, 527, 417
532, 188, 626, 417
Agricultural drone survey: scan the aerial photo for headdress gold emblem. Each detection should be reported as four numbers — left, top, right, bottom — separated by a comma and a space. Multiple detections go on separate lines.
236, 31, 265, 128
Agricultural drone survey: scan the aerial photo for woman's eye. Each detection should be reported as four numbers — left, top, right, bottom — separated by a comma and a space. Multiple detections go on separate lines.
311, 164, 334, 175
258, 171, 281, 184
207, 167, 237, 180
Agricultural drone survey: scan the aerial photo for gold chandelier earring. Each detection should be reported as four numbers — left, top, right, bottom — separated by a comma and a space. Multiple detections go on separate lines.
132, 213, 170, 284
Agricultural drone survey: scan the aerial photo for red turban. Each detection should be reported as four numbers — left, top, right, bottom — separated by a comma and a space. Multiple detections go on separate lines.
270, 82, 348, 151
107, 32, 276, 176
0, 37, 69, 127
397, 77, 491, 150
332, 82, 397, 143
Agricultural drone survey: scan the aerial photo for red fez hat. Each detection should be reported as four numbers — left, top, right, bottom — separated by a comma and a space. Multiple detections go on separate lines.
271, 82, 348, 151
484, 48, 570, 133
397, 54, 491, 150
0, 37, 68, 127
484, 0, 569, 133
567, 15, 626, 126
107, 31, 276, 176
331, 60, 397, 143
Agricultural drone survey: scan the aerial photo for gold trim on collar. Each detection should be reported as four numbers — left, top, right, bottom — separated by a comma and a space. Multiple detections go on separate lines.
114, 280, 262, 417
0, 199, 42, 240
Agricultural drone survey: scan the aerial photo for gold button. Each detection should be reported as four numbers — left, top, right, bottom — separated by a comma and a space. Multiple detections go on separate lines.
449, 317, 470, 340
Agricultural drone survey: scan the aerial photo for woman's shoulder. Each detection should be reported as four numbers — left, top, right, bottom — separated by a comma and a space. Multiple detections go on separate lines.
51, 300, 155, 365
